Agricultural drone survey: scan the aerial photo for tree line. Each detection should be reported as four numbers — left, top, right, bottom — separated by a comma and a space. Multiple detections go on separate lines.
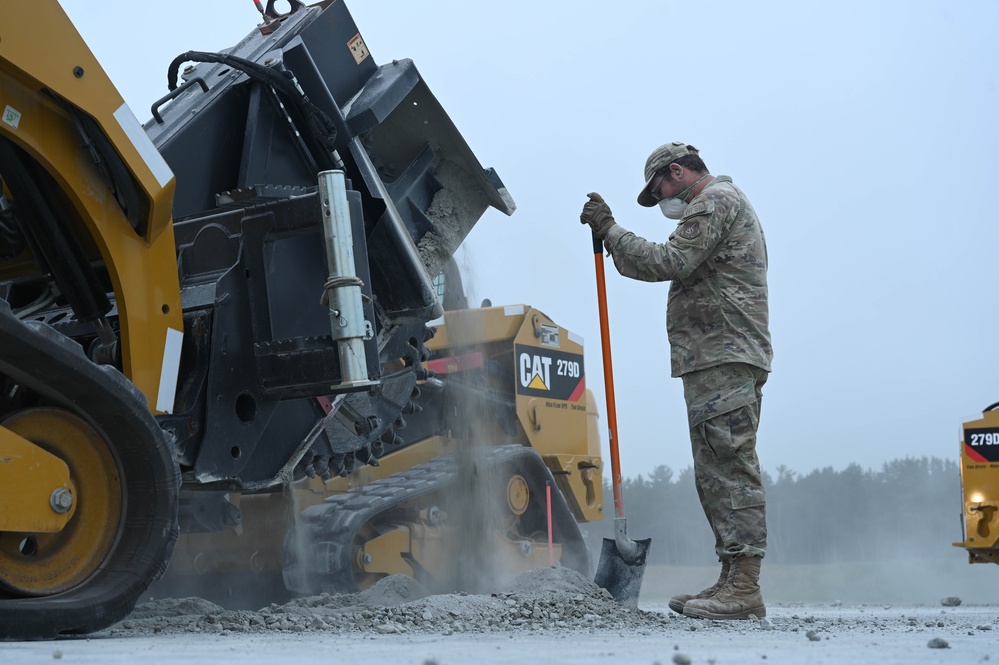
580, 456, 964, 565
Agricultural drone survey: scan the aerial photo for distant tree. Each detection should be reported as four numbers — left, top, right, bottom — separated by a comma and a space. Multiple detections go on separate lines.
581, 456, 961, 566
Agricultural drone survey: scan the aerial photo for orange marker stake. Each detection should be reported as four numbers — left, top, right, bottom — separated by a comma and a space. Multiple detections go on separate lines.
546, 481, 554, 566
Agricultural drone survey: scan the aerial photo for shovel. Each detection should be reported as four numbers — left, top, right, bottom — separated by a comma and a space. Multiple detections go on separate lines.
590, 232, 651, 609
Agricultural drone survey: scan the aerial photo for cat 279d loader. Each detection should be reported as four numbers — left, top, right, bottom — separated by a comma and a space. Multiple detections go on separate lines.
954, 403, 999, 564
0, 0, 602, 639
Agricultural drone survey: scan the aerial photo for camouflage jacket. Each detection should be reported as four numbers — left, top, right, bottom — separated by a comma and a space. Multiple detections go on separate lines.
603, 176, 772, 377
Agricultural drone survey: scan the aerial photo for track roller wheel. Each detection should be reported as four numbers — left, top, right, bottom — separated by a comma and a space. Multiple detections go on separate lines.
0, 301, 180, 639
284, 446, 589, 598
0, 408, 123, 596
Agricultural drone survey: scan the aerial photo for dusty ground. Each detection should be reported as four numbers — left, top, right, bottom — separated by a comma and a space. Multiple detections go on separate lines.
2, 566, 996, 664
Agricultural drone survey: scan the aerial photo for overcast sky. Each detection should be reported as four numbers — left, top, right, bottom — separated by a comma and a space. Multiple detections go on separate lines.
61, 0, 998, 480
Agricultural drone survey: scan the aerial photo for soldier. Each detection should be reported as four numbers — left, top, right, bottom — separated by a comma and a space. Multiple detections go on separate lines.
580, 142, 772, 620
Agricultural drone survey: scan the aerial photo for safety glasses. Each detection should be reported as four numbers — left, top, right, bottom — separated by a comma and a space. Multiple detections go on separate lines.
647, 170, 668, 202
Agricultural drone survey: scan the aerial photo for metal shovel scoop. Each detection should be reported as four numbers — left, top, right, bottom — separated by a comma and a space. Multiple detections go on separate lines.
590, 232, 651, 608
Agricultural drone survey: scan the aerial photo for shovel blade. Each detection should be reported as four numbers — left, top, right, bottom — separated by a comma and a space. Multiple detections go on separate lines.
594, 536, 651, 608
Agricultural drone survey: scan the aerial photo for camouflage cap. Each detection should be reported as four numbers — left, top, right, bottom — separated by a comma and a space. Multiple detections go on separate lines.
637, 141, 699, 207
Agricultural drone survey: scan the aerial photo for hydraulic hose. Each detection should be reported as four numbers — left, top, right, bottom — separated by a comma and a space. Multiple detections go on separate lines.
165, 50, 338, 155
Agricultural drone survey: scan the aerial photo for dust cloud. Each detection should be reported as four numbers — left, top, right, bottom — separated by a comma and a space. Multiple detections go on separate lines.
439, 298, 512, 596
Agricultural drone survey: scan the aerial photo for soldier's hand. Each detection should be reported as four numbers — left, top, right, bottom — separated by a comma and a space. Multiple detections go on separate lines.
580, 192, 615, 239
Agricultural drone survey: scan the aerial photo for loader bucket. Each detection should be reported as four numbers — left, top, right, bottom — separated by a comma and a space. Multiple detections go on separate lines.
345, 58, 516, 322
146, 1, 514, 326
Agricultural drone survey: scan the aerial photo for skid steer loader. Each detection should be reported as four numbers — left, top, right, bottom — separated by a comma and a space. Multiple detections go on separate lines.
0, 0, 603, 639
162, 291, 604, 604
953, 403, 999, 564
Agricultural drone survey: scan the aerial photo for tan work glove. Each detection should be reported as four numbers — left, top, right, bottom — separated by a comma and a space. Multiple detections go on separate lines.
580, 192, 615, 239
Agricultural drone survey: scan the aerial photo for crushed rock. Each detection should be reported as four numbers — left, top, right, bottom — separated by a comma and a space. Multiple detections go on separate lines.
100, 565, 672, 637
97, 567, 997, 641
357, 572, 428, 606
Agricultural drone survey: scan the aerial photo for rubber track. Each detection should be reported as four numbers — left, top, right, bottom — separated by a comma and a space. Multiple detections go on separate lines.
0, 300, 181, 640
283, 444, 589, 595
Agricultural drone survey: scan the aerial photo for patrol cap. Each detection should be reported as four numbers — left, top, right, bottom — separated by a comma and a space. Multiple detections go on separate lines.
637, 141, 699, 207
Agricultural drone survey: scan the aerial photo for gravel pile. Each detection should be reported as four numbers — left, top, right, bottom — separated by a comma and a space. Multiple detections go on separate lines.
99, 567, 997, 646
102, 566, 672, 637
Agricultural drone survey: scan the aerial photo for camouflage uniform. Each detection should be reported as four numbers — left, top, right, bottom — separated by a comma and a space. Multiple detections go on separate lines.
602, 176, 771, 558
682, 363, 767, 558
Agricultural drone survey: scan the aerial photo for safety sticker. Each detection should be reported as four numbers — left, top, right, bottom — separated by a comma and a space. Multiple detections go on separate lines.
2, 106, 21, 129
156, 327, 184, 414
538, 323, 560, 348
348, 34, 370, 64
114, 104, 173, 188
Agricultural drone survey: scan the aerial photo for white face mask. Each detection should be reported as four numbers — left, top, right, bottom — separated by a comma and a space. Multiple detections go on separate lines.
658, 198, 688, 219
657, 174, 711, 220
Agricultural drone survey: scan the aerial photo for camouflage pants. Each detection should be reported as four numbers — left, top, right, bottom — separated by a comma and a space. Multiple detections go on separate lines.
681, 363, 768, 559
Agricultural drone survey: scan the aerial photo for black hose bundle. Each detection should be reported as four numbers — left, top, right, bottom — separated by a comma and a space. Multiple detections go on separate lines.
166, 50, 338, 152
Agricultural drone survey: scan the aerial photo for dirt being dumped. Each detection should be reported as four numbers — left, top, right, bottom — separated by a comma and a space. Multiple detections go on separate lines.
416, 160, 490, 278
101, 566, 670, 637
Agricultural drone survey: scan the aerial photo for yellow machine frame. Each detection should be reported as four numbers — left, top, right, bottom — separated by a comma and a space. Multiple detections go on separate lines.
954, 407, 999, 563
0, 1, 183, 406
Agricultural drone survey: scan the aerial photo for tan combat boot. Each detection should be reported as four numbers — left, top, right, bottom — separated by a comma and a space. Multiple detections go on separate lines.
667, 558, 731, 614
682, 556, 765, 620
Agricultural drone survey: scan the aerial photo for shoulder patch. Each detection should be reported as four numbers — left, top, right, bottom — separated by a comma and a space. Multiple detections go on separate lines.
682, 201, 710, 219
677, 219, 701, 240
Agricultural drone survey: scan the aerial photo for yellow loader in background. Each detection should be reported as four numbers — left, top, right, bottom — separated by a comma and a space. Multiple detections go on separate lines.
954, 403, 999, 564
163, 300, 604, 603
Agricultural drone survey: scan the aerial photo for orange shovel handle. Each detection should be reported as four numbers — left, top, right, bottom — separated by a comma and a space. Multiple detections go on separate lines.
592, 232, 625, 520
